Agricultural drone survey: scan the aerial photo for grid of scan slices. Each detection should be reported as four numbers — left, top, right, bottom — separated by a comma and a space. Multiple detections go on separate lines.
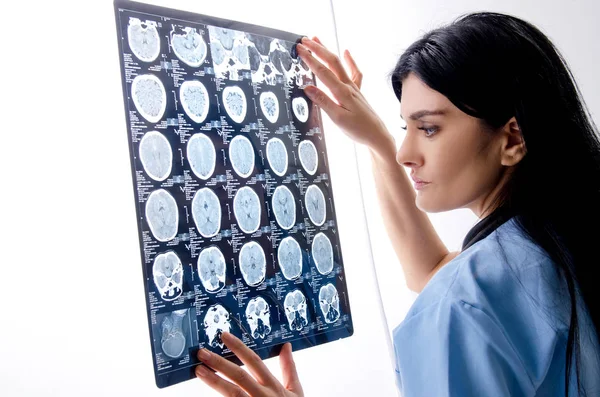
118, 4, 352, 387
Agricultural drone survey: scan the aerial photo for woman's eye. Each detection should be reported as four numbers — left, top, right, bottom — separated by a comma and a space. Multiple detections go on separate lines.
418, 126, 438, 137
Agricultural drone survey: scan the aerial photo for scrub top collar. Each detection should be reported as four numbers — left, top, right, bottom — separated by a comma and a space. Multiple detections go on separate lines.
461, 205, 517, 251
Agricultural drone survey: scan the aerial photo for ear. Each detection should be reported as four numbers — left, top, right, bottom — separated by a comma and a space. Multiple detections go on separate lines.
499, 117, 526, 166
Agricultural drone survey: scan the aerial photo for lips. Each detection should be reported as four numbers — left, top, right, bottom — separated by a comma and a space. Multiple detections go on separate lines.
411, 175, 429, 184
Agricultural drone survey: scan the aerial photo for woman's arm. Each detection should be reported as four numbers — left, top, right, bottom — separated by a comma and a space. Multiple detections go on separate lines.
298, 38, 456, 292
369, 141, 458, 292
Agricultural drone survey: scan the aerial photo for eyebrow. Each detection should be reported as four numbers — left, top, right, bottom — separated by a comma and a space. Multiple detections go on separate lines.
400, 109, 448, 120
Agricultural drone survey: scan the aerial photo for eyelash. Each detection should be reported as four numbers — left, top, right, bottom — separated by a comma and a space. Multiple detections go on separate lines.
400, 125, 438, 138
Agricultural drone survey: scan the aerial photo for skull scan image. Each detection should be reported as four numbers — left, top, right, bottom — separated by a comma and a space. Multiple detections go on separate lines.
284, 290, 309, 331
245, 296, 271, 339
191, 187, 221, 238
161, 309, 188, 359
211, 40, 226, 66
127, 18, 160, 62
239, 241, 266, 287
266, 137, 288, 177
208, 26, 250, 80
272, 185, 296, 230
233, 186, 261, 234
131, 74, 167, 123
277, 236, 302, 280
291, 96, 309, 123
246, 36, 294, 85
139, 130, 172, 181
180, 80, 210, 123
152, 251, 184, 301
222, 86, 247, 124
171, 27, 207, 67
145, 189, 179, 242
298, 140, 318, 176
305, 184, 327, 226
287, 58, 313, 87
312, 232, 334, 275
198, 246, 226, 293
319, 283, 341, 323
203, 304, 231, 349
228, 135, 255, 178
187, 133, 216, 180
259, 91, 279, 124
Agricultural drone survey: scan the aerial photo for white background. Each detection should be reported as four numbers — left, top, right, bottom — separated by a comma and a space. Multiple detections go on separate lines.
1, 0, 598, 396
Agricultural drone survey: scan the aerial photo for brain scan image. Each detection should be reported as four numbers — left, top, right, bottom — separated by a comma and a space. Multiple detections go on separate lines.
187, 133, 216, 180
139, 130, 173, 181
127, 18, 160, 62
203, 304, 231, 349
233, 186, 261, 234
272, 185, 296, 230
277, 236, 302, 280
222, 86, 247, 124
152, 251, 183, 301
245, 296, 271, 339
259, 91, 279, 124
266, 138, 288, 177
291, 96, 309, 123
131, 74, 167, 123
171, 27, 207, 67
145, 189, 179, 242
312, 232, 334, 275
239, 241, 266, 287
319, 283, 341, 323
191, 187, 221, 238
180, 80, 210, 123
160, 309, 188, 359
298, 140, 318, 175
197, 246, 226, 293
305, 184, 326, 226
229, 135, 255, 178
284, 290, 309, 331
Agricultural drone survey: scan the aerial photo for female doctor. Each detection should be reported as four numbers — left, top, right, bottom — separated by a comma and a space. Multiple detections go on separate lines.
194, 11, 600, 396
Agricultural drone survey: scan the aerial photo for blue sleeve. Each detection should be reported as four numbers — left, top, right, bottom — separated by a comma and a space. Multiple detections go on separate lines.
393, 300, 535, 397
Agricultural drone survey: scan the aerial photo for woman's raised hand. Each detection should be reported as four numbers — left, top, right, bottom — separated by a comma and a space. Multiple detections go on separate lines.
196, 332, 304, 397
297, 37, 392, 153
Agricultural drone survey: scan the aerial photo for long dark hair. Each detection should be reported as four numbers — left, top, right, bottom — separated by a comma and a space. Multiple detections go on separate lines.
390, 12, 600, 396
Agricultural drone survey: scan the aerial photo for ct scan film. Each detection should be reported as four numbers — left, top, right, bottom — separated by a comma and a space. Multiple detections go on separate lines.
114, 0, 354, 388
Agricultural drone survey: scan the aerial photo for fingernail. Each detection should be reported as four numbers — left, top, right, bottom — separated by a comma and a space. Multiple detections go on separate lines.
301, 36, 309, 43
297, 43, 307, 53
196, 365, 210, 377
198, 348, 211, 361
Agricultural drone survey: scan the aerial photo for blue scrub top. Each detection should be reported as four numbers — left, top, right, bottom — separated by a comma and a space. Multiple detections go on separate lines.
392, 217, 600, 396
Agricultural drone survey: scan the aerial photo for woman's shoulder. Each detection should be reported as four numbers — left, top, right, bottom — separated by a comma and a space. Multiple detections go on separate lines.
402, 217, 570, 331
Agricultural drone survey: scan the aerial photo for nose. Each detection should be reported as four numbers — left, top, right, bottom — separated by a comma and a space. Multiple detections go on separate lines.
395, 131, 422, 169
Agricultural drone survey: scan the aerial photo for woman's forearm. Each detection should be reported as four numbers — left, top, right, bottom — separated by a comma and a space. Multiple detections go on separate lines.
368, 135, 451, 292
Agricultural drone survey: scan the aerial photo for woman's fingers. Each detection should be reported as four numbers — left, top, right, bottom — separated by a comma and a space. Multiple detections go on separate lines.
195, 364, 250, 397
343, 49, 363, 89
196, 345, 265, 395
220, 332, 279, 388
296, 44, 351, 103
300, 37, 352, 85
279, 343, 303, 394
304, 85, 346, 123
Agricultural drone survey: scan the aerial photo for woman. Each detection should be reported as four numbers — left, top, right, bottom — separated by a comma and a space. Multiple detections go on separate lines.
194, 12, 600, 396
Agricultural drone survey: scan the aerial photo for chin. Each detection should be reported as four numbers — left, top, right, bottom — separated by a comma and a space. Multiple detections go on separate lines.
415, 195, 454, 213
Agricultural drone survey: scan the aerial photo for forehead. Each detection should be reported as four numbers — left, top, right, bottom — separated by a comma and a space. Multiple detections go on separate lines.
400, 73, 454, 119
